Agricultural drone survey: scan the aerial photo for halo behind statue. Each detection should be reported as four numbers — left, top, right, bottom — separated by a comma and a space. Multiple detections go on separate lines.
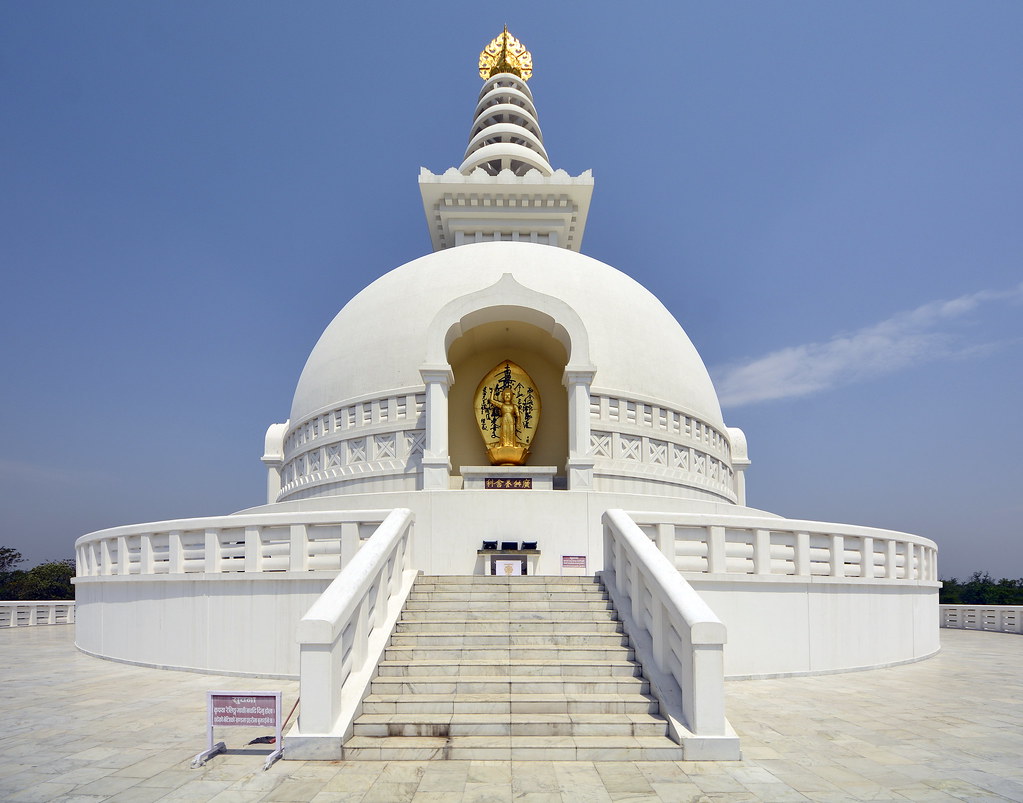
474, 360, 541, 466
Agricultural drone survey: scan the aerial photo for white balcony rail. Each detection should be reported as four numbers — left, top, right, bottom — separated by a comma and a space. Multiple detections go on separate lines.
602, 509, 739, 760
75, 511, 397, 577
0, 601, 75, 627
288, 508, 417, 757
625, 511, 938, 582
941, 605, 1023, 634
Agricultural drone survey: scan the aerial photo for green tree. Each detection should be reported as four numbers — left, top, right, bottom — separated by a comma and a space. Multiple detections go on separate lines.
0, 553, 75, 601
0, 547, 26, 598
940, 572, 1023, 605
939, 576, 962, 604
0, 546, 24, 574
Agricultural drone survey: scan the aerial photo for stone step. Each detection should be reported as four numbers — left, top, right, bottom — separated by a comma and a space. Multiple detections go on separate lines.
369, 676, 650, 696
394, 619, 623, 634
403, 600, 615, 612
340, 735, 683, 761
418, 576, 604, 586
383, 645, 637, 662
387, 632, 630, 647
361, 692, 660, 716
400, 609, 617, 622
407, 591, 609, 602
376, 659, 641, 677
353, 712, 670, 738
344, 574, 681, 761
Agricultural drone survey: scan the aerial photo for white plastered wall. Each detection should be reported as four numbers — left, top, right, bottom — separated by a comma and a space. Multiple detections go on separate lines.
690, 578, 940, 678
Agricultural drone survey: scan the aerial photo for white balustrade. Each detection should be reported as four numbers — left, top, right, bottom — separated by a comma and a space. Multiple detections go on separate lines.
0, 601, 75, 627
940, 605, 1023, 634
602, 509, 739, 760
626, 511, 938, 582
287, 508, 418, 757
74, 511, 396, 578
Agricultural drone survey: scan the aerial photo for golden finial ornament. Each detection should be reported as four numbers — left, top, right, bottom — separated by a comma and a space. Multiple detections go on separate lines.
478, 26, 532, 81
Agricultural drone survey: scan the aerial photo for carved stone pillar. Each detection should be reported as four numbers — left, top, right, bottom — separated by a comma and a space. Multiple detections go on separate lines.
420, 365, 455, 490
563, 367, 596, 490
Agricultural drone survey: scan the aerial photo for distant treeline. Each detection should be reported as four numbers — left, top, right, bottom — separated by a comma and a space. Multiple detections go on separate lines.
0, 547, 75, 601
940, 572, 1023, 605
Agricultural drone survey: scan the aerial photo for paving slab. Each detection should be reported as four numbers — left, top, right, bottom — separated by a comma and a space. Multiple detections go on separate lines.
1, 627, 1021, 801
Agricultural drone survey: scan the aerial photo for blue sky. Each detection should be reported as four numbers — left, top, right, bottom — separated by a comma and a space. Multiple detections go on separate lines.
2, 2, 1020, 579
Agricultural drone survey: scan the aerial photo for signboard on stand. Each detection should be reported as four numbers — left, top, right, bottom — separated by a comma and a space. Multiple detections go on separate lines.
561, 555, 587, 576
191, 690, 283, 770
495, 559, 523, 576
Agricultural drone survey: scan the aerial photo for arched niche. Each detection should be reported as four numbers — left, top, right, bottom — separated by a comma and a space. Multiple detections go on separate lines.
421, 273, 596, 490
447, 319, 569, 476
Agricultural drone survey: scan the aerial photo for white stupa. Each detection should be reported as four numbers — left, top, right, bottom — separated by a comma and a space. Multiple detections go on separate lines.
74, 31, 939, 762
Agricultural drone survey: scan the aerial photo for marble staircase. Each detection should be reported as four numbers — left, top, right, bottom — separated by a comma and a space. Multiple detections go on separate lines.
342, 574, 683, 760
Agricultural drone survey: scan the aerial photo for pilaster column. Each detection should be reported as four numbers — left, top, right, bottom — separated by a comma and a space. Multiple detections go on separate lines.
420, 365, 455, 490
262, 422, 288, 504
731, 459, 750, 506
263, 461, 283, 503
726, 427, 750, 506
563, 366, 597, 490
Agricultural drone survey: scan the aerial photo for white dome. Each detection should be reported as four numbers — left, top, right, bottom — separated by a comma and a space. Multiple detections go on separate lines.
290, 241, 724, 429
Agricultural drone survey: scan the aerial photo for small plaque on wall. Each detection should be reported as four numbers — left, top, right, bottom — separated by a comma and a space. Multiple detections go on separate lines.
485, 477, 533, 489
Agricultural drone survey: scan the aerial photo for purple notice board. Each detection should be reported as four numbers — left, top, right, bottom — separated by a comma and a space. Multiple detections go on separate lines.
210, 693, 279, 728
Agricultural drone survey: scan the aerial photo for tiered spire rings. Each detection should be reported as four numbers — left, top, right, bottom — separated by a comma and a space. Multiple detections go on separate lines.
418, 29, 593, 251
463, 29, 550, 176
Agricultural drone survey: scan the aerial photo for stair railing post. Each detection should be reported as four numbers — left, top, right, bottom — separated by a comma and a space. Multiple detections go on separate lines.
629, 556, 642, 630
651, 595, 667, 673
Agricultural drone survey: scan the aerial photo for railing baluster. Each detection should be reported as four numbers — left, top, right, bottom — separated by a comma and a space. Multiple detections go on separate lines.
290, 524, 309, 572
753, 529, 770, 575
118, 535, 130, 575
656, 523, 674, 561
830, 534, 844, 578
140, 534, 154, 574
795, 531, 810, 576
244, 526, 262, 573
168, 530, 184, 574
707, 526, 725, 574
204, 529, 221, 573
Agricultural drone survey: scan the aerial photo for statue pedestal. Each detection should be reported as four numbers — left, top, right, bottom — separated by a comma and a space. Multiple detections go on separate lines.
460, 465, 557, 491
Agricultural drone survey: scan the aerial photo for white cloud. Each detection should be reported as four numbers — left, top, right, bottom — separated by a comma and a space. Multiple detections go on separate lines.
713, 283, 1023, 407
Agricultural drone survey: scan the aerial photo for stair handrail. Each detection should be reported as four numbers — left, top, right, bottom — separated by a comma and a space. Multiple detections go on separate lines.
602, 508, 734, 753
289, 507, 418, 754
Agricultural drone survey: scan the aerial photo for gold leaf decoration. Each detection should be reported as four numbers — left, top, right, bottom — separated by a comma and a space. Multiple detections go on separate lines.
478, 27, 533, 82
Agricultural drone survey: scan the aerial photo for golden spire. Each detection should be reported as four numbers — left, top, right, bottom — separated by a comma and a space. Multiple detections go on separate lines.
478, 26, 532, 81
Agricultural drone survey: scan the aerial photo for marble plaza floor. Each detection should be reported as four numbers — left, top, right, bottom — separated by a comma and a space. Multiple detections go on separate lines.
1, 626, 1021, 802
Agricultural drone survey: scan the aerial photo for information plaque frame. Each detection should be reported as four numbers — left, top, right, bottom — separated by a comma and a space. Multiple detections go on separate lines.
191, 690, 283, 770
